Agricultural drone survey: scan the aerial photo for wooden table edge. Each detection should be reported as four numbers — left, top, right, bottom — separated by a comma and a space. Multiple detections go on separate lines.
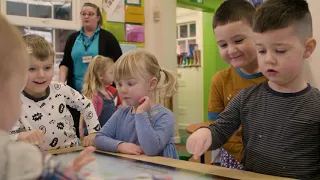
48, 147, 293, 180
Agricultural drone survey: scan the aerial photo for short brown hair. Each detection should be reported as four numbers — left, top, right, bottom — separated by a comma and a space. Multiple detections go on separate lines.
22, 34, 55, 61
82, 2, 103, 27
213, 0, 256, 29
253, 0, 312, 39
0, 15, 27, 83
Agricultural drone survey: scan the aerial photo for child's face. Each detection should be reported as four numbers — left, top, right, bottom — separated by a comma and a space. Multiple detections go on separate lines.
101, 66, 114, 86
24, 56, 54, 97
255, 26, 311, 85
116, 77, 151, 107
214, 21, 257, 69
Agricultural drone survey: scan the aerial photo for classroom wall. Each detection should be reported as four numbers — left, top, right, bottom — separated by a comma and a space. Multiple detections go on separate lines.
176, 8, 204, 128
304, 0, 320, 89
202, 11, 228, 122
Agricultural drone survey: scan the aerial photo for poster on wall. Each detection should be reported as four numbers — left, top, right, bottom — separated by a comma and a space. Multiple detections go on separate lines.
247, 0, 266, 8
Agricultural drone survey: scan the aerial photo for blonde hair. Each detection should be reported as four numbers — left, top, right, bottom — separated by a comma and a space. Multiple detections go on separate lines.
82, 55, 115, 99
114, 50, 177, 98
22, 34, 54, 61
0, 15, 28, 84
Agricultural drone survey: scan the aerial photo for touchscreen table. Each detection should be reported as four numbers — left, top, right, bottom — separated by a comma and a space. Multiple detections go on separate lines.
53, 151, 234, 180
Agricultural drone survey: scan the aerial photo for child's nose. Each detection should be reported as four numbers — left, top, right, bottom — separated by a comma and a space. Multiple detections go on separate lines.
38, 69, 45, 77
120, 87, 128, 94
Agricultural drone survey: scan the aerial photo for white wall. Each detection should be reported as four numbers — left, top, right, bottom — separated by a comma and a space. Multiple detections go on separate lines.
305, 0, 320, 88
176, 7, 204, 129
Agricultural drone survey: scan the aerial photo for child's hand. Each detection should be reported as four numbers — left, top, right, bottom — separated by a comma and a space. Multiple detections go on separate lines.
186, 128, 212, 160
18, 130, 44, 145
72, 146, 95, 175
136, 96, 151, 114
117, 142, 144, 155
83, 133, 97, 147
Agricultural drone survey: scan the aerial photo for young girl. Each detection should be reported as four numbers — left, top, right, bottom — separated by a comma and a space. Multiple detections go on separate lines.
80, 55, 121, 138
94, 50, 178, 159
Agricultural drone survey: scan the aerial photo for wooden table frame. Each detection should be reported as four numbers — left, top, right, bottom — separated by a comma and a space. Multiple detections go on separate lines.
49, 147, 293, 180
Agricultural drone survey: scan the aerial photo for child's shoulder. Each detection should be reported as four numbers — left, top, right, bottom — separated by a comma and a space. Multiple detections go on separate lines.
211, 66, 240, 83
150, 104, 174, 118
49, 82, 69, 92
212, 66, 234, 79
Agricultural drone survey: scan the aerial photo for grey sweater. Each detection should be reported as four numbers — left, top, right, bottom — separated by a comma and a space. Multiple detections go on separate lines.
0, 130, 42, 180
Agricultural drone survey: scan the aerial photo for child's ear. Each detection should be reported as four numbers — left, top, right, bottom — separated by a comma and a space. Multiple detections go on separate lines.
149, 77, 158, 91
303, 38, 317, 58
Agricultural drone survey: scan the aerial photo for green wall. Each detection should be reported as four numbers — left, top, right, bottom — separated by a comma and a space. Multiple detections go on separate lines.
177, 0, 229, 122
177, 0, 216, 12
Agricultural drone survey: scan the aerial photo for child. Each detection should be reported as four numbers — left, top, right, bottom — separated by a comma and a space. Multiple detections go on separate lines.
0, 14, 95, 180
10, 34, 101, 150
94, 50, 179, 159
208, 0, 267, 169
80, 55, 121, 138
187, 0, 319, 179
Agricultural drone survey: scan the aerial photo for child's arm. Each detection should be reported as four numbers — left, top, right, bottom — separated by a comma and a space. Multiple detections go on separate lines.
79, 114, 85, 139
208, 73, 225, 120
60, 83, 101, 134
134, 111, 174, 156
134, 97, 175, 156
10, 119, 26, 140
40, 147, 95, 179
79, 95, 103, 139
186, 92, 242, 159
94, 110, 123, 152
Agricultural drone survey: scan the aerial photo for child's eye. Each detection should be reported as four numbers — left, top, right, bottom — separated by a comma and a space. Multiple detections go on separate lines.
219, 44, 227, 48
29, 67, 36, 71
257, 50, 266, 54
234, 39, 244, 44
44, 66, 52, 70
276, 50, 286, 54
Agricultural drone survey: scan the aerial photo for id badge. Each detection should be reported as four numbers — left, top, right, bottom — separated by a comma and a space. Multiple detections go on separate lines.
82, 56, 92, 63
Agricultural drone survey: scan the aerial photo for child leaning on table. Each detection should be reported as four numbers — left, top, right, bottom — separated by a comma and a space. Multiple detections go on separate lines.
187, 0, 320, 179
94, 50, 179, 159
0, 14, 95, 180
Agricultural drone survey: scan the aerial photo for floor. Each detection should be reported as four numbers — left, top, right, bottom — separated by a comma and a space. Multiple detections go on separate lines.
175, 129, 212, 164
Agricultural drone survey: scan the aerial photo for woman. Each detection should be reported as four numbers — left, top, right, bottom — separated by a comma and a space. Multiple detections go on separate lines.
59, 2, 122, 91
59, 2, 122, 136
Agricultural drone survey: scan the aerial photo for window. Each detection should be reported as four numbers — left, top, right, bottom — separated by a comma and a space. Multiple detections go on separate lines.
2, 0, 82, 81
17, 26, 76, 81
176, 22, 196, 55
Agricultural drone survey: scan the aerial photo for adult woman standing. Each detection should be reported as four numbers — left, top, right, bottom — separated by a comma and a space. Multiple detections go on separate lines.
59, 2, 122, 91
59, 2, 122, 136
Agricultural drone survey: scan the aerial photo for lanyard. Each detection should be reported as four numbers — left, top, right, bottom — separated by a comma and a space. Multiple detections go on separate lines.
82, 33, 97, 53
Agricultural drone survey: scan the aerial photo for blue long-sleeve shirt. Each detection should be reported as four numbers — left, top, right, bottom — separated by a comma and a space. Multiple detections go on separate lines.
94, 104, 178, 159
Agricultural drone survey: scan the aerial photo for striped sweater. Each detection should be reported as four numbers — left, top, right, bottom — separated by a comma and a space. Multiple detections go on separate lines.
208, 82, 320, 179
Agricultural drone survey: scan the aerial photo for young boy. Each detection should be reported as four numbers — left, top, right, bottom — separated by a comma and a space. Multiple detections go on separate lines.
187, 0, 319, 179
10, 34, 101, 150
0, 14, 95, 179
208, 0, 267, 169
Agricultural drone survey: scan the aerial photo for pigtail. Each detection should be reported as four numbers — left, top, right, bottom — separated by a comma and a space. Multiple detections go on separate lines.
157, 68, 178, 98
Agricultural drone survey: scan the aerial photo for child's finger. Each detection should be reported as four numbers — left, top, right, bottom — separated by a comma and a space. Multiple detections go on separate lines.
73, 156, 95, 172
35, 131, 44, 143
81, 172, 91, 177
28, 135, 37, 144
72, 147, 95, 171
194, 139, 206, 159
